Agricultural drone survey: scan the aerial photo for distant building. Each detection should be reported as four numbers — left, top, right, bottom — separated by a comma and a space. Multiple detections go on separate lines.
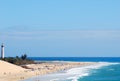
1, 43, 4, 59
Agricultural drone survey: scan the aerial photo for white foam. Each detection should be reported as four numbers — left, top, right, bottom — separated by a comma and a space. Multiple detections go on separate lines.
67, 73, 89, 81
50, 78, 59, 81
67, 62, 118, 74
65, 62, 119, 81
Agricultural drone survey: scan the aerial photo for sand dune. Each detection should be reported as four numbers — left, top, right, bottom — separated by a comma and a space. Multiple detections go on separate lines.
0, 60, 25, 74
0, 60, 27, 81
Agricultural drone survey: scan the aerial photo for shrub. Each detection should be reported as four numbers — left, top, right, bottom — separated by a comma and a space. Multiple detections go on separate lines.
1, 54, 34, 65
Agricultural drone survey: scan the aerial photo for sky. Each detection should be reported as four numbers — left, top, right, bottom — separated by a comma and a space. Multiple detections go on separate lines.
0, 0, 120, 57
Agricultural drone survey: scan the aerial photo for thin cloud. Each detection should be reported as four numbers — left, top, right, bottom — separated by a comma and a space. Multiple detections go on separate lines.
1, 30, 120, 40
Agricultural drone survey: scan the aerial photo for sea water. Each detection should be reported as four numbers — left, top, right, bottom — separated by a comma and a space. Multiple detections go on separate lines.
23, 57, 120, 81
77, 62, 120, 81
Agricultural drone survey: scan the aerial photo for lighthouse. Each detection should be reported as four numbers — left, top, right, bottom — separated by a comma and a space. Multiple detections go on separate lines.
1, 43, 4, 59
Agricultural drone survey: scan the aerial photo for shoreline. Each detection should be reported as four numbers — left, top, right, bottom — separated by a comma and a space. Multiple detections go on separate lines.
22, 62, 98, 81
22, 62, 117, 81
0, 60, 97, 81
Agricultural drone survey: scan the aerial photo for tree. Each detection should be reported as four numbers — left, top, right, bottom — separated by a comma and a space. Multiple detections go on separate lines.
21, 54, 27, 60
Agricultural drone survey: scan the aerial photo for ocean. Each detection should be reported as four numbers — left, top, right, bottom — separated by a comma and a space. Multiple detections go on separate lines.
24, 57, 120, 81
28, 57, 120, 62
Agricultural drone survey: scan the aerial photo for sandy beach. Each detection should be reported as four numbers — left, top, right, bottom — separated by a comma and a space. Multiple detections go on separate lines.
0, 60, 96, 81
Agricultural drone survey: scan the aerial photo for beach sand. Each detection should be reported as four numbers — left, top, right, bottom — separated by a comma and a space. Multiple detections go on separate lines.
0, 60, 96, 81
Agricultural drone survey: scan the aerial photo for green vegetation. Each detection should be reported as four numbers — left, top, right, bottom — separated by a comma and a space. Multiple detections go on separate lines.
0, 54, 34, 65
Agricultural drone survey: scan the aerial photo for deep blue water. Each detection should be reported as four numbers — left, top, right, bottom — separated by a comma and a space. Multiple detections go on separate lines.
28, 57, 120, 62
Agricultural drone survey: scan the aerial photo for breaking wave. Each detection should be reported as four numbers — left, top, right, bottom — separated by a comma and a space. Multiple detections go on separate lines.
64, 62, 119, 81
22, 62, 119, 81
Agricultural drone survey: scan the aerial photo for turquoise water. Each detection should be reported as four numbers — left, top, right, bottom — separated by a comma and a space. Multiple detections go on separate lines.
78, 63, 120, 81
22, 62, 120, 81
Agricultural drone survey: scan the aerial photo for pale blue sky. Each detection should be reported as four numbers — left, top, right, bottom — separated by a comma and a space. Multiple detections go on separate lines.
0, 0, 120, 57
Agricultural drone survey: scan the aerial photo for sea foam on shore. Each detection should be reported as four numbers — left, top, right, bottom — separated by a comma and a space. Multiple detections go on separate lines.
22, 62, 117, 81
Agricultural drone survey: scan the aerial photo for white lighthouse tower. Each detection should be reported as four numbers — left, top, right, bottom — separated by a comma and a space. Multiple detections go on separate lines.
1, 43, 4, 59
